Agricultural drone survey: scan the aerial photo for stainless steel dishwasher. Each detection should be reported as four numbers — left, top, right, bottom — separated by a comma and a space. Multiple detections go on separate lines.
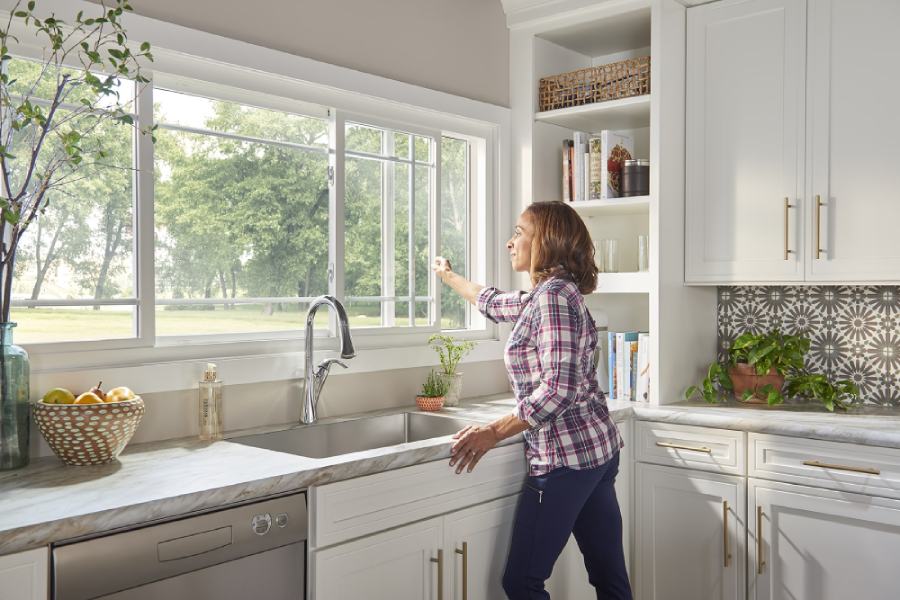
53, 492, 307, 600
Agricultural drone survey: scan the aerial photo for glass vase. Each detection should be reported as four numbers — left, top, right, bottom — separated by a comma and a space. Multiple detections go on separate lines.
1, 322, 30, 470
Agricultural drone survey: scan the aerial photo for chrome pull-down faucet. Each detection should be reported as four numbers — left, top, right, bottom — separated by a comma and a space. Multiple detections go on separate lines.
303, 295, 355, 424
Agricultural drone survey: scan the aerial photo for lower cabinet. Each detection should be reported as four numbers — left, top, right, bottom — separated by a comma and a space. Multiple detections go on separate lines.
310, 496, 515, 600
749, 479, 900, 600
636, 463, 746, 600
0, 547, 48, 600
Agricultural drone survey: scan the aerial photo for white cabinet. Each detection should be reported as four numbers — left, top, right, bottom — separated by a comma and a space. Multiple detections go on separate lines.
0, 547, 48, 600
685, 0, 807, 283
749, 479, 900, 600
311, 517, 443, 600
805, 0, 900, 280
686, 0, 900, 283
636, 463, 746, 600
443, 496, 517, 600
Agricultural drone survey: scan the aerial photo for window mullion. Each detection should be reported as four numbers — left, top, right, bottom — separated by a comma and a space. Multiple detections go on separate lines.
432, 137, 442, 330
383, 134, 396, 328
135, 76, 155, 346
408, 146, 416, 326
329, 109, 346, 338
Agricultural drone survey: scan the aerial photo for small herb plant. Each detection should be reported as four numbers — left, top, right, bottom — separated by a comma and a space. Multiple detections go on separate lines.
419, 370, 449, 398
428, 334, 475, 376
685, 329, 859, 411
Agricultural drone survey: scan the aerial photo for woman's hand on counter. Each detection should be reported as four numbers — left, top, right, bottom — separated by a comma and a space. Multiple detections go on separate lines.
449, 425, 500, 473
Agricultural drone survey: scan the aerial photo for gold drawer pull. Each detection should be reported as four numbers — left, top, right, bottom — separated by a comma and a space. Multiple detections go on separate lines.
802, 460, 880, 475
455, 542, 468, 600
757, 506, 765, 574
656, 441, 712, 454
722, 500, 731, 568
431, 549, 444, 600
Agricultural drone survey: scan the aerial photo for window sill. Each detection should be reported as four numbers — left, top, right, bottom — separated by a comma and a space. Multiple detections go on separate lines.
29, 338, 506, 399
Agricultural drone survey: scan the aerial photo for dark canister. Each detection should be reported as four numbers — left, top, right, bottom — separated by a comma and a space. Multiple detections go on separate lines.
621, 159, 650, 197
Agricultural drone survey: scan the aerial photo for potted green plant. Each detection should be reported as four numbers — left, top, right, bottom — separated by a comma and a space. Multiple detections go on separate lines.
416, 370, 449, 412
428, 333, 474, 407
0, 1, 153, 470
685, 329, 859, 411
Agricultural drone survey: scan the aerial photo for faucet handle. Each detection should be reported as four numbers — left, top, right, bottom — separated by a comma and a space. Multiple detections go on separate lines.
317, 358, 349, 374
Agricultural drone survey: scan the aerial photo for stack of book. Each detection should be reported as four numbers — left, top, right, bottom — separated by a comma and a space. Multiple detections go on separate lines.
602, 331, 650, 402
562, 130, 634, 202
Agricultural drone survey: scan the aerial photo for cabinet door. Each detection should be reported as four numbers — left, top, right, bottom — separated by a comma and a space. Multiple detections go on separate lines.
0, 548, 48, 600
636, 463, 745, 600
686, 0, 806, 283
310, 517, 442, 600
806, 0, 900, 280
442, 496, 517, 600
749, 479, 900, 600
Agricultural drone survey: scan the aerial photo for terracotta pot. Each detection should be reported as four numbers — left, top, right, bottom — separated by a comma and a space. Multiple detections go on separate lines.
416, 395, 444, 412
728, 364, 785, 404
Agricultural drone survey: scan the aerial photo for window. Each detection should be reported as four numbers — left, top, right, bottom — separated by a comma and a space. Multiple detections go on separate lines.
7, 54, 493, 354
153, 88, 331, 336
8, 58, 139, 344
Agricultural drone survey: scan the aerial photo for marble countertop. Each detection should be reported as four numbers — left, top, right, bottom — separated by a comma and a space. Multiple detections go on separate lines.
0, 395, 631, 555
4, 393, 900, 556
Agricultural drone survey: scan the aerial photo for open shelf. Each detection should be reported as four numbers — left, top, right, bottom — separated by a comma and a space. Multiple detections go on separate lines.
535, 94, 650, 131
570, 195, 650, 216
593, 271, 650, 294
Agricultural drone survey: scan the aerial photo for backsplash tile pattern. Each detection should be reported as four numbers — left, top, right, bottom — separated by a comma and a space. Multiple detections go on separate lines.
717, 286, 900, 405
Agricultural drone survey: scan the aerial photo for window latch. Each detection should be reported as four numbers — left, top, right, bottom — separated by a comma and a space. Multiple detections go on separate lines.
327, 165, 335, 186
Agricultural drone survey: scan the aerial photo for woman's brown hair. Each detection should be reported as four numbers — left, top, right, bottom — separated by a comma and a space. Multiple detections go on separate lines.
524, 201, 597, 294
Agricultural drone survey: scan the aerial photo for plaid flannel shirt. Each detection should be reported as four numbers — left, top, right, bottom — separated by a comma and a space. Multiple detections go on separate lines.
477, 276, 623, 475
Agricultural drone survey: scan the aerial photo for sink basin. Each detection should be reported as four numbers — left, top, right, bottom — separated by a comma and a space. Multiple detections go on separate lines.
228, 412, 479, 459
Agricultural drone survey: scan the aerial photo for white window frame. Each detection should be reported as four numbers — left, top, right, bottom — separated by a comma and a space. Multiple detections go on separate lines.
4, 0, 509, 387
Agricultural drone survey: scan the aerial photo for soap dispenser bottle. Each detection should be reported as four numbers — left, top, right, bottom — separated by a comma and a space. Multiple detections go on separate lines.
199, 362, 223, 441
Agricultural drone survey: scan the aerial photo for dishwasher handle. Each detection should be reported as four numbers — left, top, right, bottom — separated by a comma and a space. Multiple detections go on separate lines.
158, 526, 233, 562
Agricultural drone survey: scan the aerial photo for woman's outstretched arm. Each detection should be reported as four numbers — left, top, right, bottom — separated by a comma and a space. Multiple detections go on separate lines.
433, 256, 483, 305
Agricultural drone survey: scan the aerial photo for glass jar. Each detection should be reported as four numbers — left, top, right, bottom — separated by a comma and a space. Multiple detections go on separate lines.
0, 322, 30, 470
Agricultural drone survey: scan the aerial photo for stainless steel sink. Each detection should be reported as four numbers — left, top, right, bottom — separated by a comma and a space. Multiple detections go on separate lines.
228, 412, 478, 459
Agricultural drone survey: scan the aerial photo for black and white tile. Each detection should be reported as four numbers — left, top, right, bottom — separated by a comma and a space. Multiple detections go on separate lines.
717, 286, 900, 406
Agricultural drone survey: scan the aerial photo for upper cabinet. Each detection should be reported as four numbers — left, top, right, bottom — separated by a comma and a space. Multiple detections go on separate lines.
686, 0, 900, 284
686, 0, 806, 283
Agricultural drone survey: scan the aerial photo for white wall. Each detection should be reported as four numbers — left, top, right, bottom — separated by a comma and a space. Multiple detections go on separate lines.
108, 0, 510, 107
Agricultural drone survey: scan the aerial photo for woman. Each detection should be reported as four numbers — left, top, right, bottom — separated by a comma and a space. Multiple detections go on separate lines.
432, 201, 632, 600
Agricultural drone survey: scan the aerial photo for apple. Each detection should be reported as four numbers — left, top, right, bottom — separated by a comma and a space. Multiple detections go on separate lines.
42, 388, 75, 404
105, 386, 136, 403
74, 391, 104, 405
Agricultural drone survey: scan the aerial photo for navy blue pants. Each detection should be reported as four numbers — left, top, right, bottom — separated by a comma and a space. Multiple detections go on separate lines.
502, 452, 632, 600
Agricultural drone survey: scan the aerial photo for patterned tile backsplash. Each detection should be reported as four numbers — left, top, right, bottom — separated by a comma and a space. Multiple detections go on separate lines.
717, 286, 900, 405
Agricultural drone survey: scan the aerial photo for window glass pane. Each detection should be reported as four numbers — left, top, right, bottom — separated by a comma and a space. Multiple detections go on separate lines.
6, 56, 135, 107
440, 136, 468, 330
393, 132, 410, 159
9, 306, 135, 344
414, 165, 431, 324
393, 162, 410, 325
154, 88, 326, 147
154, 88, 329, 337
346, 123, 383, 154
344, 155, 383, 325
415, 136, 431, 163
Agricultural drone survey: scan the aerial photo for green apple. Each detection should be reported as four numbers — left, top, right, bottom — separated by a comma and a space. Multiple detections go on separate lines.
42, 387, 75, 405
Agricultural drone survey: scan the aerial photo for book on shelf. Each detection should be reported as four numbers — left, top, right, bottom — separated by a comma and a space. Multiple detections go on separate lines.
573, 131, 588, 202
604, 330, 649, 402
599, 130, 634, 200
589, 136, 603, 200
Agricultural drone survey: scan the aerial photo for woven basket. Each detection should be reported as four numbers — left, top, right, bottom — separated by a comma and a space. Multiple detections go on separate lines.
538, 56, 651, 112
415, 395, 444, 412
33, 397, 145, 466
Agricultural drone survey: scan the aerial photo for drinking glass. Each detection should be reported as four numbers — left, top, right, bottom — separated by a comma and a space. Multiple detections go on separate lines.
638, 235, 649, 272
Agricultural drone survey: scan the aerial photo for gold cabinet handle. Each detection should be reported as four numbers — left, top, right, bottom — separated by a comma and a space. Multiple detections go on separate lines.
803, 459, 880, 475
784, 197, 794, 260
431, 549, 444, 600
815, 194, 823, 259
655, 441, 712, 453
757, 506, 765, 575
722, 500, 731, 568
455, 542, 468, 600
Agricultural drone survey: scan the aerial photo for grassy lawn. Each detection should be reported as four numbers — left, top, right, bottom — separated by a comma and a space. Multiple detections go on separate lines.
10, 307, 444, 344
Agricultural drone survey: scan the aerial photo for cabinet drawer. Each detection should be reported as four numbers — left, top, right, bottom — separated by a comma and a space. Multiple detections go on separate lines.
310, 443, 526, 548
749, 433, 900, 499
636, 421, 746, 475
